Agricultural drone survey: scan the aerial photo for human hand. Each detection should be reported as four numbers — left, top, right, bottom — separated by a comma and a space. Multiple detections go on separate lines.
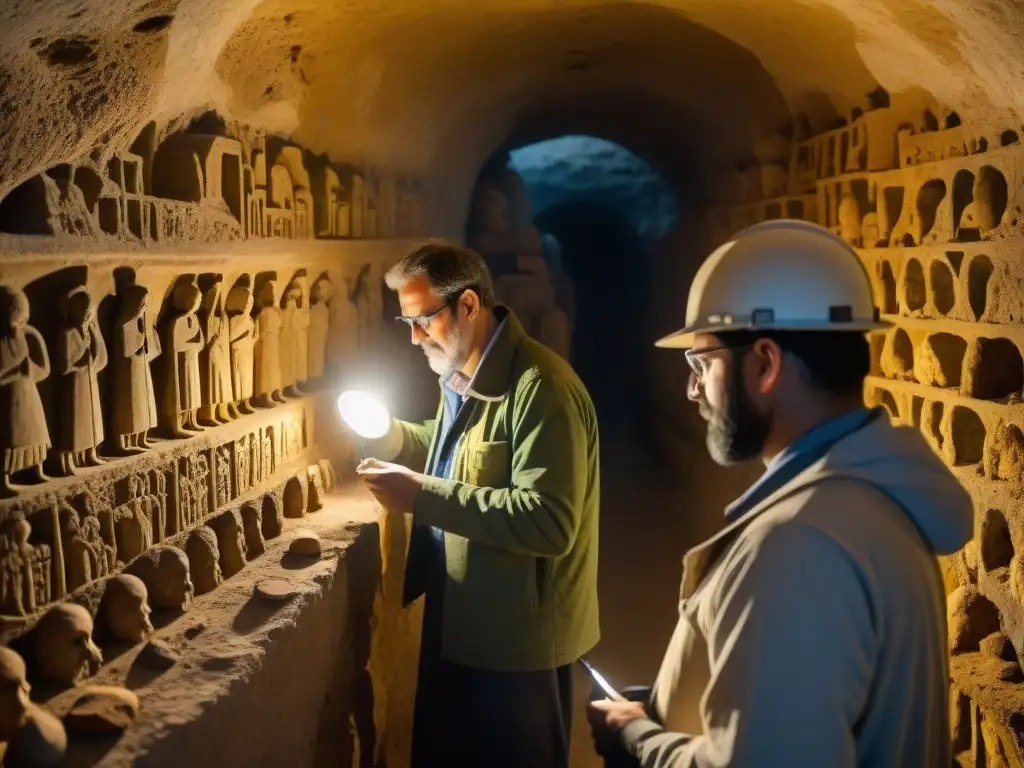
587, 698, 648, 752
355, 458, 424, 514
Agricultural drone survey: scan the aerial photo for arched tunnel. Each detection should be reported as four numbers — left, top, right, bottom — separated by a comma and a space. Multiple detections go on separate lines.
0, 0, 1020, 764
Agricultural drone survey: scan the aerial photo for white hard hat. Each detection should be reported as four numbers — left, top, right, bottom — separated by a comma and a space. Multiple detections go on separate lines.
655, 219, 891, 349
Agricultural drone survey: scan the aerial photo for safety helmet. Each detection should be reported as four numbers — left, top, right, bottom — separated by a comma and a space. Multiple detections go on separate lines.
655, 219, 891, 349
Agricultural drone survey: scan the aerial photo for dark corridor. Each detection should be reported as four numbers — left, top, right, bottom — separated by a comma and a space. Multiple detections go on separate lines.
535, 201, 653, 424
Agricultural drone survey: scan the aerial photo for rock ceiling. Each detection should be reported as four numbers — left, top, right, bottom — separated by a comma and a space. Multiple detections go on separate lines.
2, 0, 1021, 219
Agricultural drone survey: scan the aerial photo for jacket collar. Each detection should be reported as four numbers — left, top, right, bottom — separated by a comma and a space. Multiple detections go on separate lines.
443, 304, 525, 402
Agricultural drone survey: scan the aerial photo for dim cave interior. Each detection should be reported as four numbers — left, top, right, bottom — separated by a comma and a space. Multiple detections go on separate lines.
1, 0, 1024, 764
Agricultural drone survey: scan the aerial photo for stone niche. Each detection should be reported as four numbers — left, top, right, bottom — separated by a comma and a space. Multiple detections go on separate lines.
661, 90, 1024, 768
0, 113, 430, 766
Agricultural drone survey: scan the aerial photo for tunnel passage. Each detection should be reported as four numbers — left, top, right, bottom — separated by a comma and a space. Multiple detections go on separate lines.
534, 200, 651, 416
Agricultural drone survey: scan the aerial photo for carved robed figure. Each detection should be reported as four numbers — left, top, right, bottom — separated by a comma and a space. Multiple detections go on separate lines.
159, 282, 205, 438
253, 280, 283, 407
0, 286, 51, 492
54, 287, 108, 474
197, 279, 234, 426
226, 283, 258, 416
280, 279, 309, 396
308, 277, 333, 382
111, 285, 161, 452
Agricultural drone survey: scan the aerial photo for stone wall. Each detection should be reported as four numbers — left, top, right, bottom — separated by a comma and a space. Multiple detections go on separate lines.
669, 92, 1024, 767
0, 112, 432, 763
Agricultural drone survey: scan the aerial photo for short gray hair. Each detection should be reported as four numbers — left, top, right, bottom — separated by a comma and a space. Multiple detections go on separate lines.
384, 244, 496, 307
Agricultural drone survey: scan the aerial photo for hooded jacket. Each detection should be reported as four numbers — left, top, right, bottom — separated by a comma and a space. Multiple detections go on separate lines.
620, 409, 973, 767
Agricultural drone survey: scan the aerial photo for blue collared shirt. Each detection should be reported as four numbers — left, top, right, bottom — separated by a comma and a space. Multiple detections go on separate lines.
724, 406, 876, 522
429, 315, 509, 481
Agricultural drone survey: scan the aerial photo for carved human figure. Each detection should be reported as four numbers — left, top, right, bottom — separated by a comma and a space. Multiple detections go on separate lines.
0, 286, 51, 493
34, 603, 103, 685
838, 193, 862, 247
280, 280, 309, 396
0, 519, 29, 616
111, 285, 161, 452
184, 528, 222, 595
253, 281, 283, 407
0, 646, 31, 742
159, 282, 205, 438
225, 284, 258, 416
60, 494, 115, 591
325, 279, 359, 376
54, 287, 108, 475
99, 574, 153, 644
115, 479, 154, 562
125, 545, 194, 612
308, 278, 332, 383
197, 280, 234, 426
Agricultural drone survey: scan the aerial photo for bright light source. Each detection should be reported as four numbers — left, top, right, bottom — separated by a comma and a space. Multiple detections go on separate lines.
336, 390, 391, 439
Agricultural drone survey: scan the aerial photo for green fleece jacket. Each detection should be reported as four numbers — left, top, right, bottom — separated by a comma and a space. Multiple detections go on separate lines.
381, 307, 600, 671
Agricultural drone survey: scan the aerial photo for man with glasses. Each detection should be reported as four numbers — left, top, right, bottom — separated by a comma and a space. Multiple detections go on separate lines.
355, 243, 600, 767
587, 220, 972, 767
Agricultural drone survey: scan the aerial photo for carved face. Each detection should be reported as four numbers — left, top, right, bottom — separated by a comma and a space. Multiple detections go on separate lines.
66, 291, 93, 327
34, 603, 103, 685
312, 280, 333, 304
101, 575, 153, 644
185, 529, 222, 595
0, 647, 30, 742
173, 283, 202, 314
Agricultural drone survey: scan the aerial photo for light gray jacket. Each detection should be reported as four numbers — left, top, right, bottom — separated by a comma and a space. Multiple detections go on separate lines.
621, 412, 973, 767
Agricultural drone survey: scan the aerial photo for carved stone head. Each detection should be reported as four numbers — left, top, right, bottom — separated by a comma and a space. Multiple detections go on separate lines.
225, 284, 254, 316
210, 510, 247, 578
311, 278, 333, 305
120, 284, 149, 321
100, 574, 153, 644
63, 287, 93, 328
172, 282, 202, 315
0, 287, 29, 331
126, 545, 194, 612
185, 528, 222, 595
257, 281, 277, 309
0, 646, 31, 741
283, 283, 301, 308
34, 603, 103, 685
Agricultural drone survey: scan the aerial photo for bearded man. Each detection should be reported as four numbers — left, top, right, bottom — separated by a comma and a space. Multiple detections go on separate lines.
587, 220, 972, 767
355, 243, 600, 768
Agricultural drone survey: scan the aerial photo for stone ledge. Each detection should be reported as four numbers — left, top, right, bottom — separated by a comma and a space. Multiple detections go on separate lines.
32, 482, 384, 767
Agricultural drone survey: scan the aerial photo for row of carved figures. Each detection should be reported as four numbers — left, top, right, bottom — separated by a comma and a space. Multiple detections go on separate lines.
0, 273, 369, 494
0, 461, 332, 762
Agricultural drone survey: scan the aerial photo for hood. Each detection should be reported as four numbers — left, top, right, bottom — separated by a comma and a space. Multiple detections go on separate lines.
816, 412, 973, 555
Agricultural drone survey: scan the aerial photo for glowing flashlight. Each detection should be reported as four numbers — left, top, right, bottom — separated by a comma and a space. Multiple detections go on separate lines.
336, 390, 391, 439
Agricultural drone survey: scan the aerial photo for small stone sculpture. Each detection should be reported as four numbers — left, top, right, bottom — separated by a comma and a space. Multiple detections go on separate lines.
0, 286, 51, 493
184, 527, 222, 595
125, 545, 193, 612
111, 285, 161, 453
5, 702, 67, 766
60, 494, 116, 592
159, 282, 205, 438
54, 287, 108, 475
280, 279, 310, 397
99, 574, 153, 644
197, 279, 234, 426
253, 281, 283, 407
34, 603, 103, 685
353, 267, 373, 353
308, 277, 333, 382
0, 646, 31, 742
209, 510, 247, 578
226, 283, 258, 416
307, 464, 326, 512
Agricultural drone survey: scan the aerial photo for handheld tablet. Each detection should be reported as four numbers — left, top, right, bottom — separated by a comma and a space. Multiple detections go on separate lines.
578, 657, 626, 701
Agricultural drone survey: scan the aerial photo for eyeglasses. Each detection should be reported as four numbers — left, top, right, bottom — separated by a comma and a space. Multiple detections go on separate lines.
395, 299, 454, 330
685, 344, 750, 379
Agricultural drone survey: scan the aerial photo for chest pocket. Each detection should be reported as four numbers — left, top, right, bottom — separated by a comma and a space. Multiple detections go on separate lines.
466, 440, 509, 488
